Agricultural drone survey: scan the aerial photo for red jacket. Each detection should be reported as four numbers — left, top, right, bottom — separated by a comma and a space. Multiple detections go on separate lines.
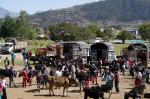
22, 70, 28, 79
135, 78, 142, 87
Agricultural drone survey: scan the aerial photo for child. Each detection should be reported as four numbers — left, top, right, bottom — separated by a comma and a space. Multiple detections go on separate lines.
84, 75, 91, 88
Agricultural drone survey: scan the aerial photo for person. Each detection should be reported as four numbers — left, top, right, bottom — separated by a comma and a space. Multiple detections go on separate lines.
114, 71, 120, 93
28, 67, 34, 86
63, 67, 69, 77
22, 68, 28, 87
50, 69, 55, 76
55, 68, 62, 77
25, 61, 30, 72
4, 57, 10, 70
84, 75, 91, 88
0, 77, 3, 99
146, 67, 150, 84
89, 64, 98, 84
1, 76, 7, 99
102, 68, 114, 90
10, 51, 16, 66
8, 66, 16, 87
71, 63, 76, 79
28, 50, 32, 59
98, 59, 102, 76
135, 71, 142, 87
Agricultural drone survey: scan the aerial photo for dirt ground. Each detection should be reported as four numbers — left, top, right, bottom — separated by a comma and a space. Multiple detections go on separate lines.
0, 53, 150, 99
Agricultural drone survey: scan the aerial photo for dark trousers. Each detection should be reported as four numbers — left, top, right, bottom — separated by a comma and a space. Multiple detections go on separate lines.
11, 59, 15, 66
9, 77, 14, 87
146, 75, 149, 83
2, 88, 7, 99
115, 81, 119, 92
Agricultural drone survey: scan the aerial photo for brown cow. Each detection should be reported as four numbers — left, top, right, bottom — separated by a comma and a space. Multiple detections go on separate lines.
48, 76, 78, 96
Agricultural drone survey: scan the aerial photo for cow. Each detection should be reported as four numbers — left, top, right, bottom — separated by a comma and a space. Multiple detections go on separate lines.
47, 76, 79, 96
84, 85, 104, 99
76, 70, 87, 92
0, 68, 16, 78
124, 85, 146, 99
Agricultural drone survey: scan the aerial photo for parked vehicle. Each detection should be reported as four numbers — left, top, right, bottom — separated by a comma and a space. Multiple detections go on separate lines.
90, 42, 117, 62
1, 38, 27, 53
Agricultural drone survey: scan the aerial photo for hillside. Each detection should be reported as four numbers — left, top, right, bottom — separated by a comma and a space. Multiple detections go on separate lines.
0, 7, 18, 18
31, 0, 150, 26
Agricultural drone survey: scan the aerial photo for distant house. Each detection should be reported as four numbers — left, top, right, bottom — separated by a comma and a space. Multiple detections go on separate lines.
127, 28, 141, 39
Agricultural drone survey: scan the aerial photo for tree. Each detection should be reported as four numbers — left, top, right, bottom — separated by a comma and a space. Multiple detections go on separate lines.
16, 11, 30, 38
25, 28, 37, 40
116, 30, 132, 43
103, 28, 113, 38
139, 24, 150, 40
0, 15, 17, 38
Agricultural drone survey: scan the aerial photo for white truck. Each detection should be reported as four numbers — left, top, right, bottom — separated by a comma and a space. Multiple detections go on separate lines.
1, 38, 27, 53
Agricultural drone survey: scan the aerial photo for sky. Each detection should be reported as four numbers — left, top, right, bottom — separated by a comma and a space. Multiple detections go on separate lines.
0, 0, 100, 14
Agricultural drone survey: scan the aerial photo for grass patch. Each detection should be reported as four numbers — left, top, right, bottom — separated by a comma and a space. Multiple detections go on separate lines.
0, 59, 24, 67
114, 44, 129, 56
27, 40, 56, 54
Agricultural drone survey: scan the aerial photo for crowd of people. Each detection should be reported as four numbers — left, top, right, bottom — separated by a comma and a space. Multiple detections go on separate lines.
0, 49, 150, 99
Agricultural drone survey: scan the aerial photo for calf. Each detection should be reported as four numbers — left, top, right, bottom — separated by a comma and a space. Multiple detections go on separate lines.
84, 85, 104, 99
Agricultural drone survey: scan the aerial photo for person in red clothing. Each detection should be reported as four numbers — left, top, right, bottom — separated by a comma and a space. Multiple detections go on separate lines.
28, 50, 32, 59
84, 75, 91, 88
22, 68, 28, 87
28, 67, 33, 86
135, 72, 142, 87
114, 71, 120, 93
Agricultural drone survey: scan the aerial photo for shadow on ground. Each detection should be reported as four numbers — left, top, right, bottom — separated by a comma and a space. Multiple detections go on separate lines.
144, 93, 150, 98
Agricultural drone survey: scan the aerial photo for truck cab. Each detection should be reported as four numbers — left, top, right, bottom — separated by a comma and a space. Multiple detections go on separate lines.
1, 43, 14, 53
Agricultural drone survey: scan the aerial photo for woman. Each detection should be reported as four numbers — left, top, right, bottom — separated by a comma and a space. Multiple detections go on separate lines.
0, 76, 7, 99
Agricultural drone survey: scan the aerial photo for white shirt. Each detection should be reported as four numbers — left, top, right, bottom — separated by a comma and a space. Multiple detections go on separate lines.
55, 70, 62, 77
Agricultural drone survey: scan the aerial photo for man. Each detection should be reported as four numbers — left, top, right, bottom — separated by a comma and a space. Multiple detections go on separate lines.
89, 64, 98, 84
114, 71, 120, 93
71, 63, 76, 79
8, 66, 16, 87
55, 68, 62, 77
4, 57, 10, 69
11, 51, 16, 66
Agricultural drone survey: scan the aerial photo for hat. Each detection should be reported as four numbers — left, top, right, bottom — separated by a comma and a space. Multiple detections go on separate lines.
106, 66, 109, 69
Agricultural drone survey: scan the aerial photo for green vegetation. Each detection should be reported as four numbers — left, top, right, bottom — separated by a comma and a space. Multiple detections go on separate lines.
0, 11, 38, 39
114, 44, 129, 56
116, 30, 132, 43
48, 23, 113, 41
27, 40, 55, 53
0, 59, 24, 67
139, 24, 150, 41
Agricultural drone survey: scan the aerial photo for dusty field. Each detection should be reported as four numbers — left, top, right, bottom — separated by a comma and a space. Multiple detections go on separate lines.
0, 53, 150, 99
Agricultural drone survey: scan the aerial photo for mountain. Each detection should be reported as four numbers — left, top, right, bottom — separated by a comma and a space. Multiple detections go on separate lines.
0, 7, 18, 18
31, 0, 150, 26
